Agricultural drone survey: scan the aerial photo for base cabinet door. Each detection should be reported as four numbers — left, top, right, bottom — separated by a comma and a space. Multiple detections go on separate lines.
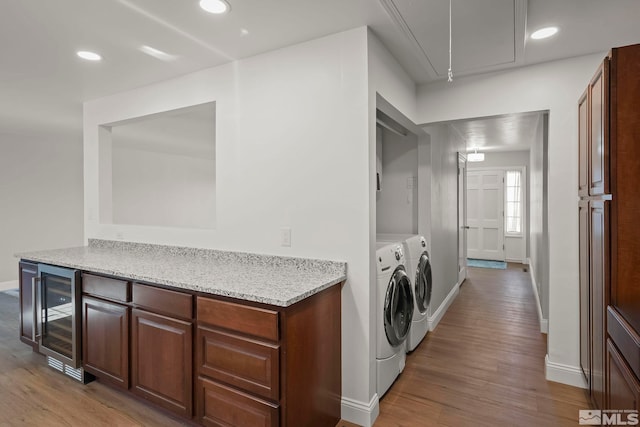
131, 309, 193, 417
196, 377, 279, 427
19, 261, 38, 348
82, 296, 130, 389
607, 339, 640, 411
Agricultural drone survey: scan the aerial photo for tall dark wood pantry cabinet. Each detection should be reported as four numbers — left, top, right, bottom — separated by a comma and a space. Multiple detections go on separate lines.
578, 43, 640, 412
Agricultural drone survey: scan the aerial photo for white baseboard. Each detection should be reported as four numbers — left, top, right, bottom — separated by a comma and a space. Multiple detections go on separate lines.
545, 354, 588, 389
0, 280, 18, 291
527, 262, 548, 334
428, 282, 460, 332
341, 394, 379, 427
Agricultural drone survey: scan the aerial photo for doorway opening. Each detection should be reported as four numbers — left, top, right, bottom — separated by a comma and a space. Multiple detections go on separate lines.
424, 110, 549, 333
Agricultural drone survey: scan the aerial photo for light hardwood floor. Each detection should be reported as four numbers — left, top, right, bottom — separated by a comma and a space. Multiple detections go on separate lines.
369, 263, 590, 426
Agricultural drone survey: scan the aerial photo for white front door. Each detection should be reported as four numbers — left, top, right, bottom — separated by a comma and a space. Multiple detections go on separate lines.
467, 170, 505, 261
458, 153, 467, 285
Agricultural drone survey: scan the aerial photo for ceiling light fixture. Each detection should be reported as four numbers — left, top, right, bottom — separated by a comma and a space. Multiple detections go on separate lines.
447, 0, 453, 82
77, 51, 102, 61
199, 0, 230, 14
530, 26, 558, 40
467, 148, 485, 162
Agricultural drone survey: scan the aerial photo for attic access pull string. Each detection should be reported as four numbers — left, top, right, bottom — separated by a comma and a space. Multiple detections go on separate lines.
448, 0, 453, 82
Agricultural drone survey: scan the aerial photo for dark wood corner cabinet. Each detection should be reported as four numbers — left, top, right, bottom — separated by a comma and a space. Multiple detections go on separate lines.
578, 43, 640, 412
19, 261, 38, 349
19, 265, 342, 426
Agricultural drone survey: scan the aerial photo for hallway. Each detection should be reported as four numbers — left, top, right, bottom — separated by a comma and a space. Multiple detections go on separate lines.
374, 264, 589, 426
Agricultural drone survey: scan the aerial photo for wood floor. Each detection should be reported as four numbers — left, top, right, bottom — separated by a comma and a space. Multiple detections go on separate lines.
0, 292, 189, 426
0, 264, 589, 426
372, 263, 590, 426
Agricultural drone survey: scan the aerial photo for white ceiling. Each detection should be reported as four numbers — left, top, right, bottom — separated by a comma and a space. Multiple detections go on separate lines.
1, 0, 639, 142
449, 112, 544, 152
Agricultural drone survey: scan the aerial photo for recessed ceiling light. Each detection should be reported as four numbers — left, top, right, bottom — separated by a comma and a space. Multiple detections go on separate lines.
530, 27, 558, 40
199, 0, 230, 14
240, 28, 249, 36
77, 50, 102, 61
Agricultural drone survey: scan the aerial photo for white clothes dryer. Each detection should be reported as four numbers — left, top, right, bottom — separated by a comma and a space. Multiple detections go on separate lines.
374, 242, 414, 397
377, 234, 432, 352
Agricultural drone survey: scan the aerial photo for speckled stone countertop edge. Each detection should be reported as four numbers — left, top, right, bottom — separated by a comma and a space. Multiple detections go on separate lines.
15, 254, 346, 307
16, 239, 347, 307
86, 239, 347, 274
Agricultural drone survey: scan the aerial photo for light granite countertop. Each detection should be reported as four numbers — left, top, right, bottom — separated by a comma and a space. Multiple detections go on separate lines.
17, 239, 346, 307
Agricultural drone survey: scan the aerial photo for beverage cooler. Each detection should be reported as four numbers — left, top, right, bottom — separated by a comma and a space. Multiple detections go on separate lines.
34, 264, 92, 382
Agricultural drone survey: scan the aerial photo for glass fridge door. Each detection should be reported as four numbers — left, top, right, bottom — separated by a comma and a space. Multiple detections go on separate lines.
38, 264, 81, 368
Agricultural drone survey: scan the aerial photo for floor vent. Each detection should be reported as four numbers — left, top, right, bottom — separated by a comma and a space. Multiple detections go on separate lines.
46, 356, 95, 384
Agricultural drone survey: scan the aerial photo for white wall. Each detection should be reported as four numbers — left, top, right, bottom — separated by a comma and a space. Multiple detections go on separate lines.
530, 114, 549, 322
422, 124, 465, 318
467, 150, 530, 262
376, 127, 418, 234
111, 145, 216, 229
85, 27, 373, 423
0, 134, 84, 284
417, 52, 605, 387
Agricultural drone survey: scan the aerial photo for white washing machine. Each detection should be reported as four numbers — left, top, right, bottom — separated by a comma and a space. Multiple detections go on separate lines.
375, 242, 414, 397
377, 234, 432, 352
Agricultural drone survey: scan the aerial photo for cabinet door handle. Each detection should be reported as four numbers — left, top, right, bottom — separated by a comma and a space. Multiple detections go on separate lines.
32, 277, 41, 341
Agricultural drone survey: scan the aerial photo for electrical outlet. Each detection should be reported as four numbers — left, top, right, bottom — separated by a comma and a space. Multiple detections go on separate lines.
407, 177, 414, 189
281, 227, 291, 247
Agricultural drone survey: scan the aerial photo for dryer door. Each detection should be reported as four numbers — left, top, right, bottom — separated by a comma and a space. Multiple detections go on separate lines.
384, 267, 414, 347
415, 252, 433, 314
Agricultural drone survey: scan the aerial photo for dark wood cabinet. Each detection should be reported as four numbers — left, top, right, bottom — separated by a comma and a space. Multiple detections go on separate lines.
579, 43, 640, 411
19, 261, 38, 348
590, 199, 608, 409
21, 262, 342, 426
578, 91, 590, 197
197, 326, 280, 401
196, 285, 342, 427
607, 339, 640, 411
579, 200, 591, 385
131, 308, 193, 418
197, 377, 279, 427
82, 296, 130, 389
589, 61, 609, 196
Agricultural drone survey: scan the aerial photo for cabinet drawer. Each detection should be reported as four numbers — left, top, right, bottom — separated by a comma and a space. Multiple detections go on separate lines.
197, 297, 279, 342
197, 377, 279, 427
197, 326, 279, 401
82, 273, 130, 303
133, 283, 192, 320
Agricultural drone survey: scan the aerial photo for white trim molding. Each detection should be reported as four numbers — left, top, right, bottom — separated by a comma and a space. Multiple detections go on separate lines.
341, 394, 379, 427
0, 280, 18, 291
527, 258, 548, 334
429, 282, 460, 331
545, 354, 588, 389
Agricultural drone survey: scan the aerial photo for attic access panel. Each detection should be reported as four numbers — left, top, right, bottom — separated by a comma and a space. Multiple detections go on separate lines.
390, 0, 517, 77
